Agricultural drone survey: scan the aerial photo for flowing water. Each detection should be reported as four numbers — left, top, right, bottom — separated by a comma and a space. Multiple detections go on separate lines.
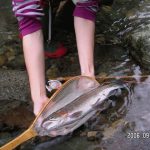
1, 0, 150, 150
107, 0, 150, 37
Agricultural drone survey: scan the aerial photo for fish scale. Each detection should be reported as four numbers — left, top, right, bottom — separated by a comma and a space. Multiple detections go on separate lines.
40, 83, 124, 133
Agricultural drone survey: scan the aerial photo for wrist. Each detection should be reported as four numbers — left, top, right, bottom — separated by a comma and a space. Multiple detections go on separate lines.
33, 95, 49, 116
32, 94, 48, 103
81, 72, 95, 78
81, 68, 95, 78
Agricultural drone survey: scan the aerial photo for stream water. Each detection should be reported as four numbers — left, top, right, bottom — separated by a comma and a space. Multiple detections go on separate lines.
1, 0, 150, 150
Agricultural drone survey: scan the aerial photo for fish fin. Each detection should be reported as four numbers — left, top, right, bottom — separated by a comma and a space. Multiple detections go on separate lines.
108, 89, 118, 97
42, 121, 53, 128
92, 98, 101, 108
69, 111, 82, 118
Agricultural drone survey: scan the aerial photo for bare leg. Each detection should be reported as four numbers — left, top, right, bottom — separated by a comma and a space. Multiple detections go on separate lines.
23, 30, 48, 116
74, 16, 95, 78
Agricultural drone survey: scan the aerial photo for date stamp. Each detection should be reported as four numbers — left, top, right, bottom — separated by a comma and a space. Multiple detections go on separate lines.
127, 132, 150, 139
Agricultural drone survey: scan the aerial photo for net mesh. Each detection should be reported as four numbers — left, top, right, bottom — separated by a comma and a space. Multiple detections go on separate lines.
33, 76, 100, 135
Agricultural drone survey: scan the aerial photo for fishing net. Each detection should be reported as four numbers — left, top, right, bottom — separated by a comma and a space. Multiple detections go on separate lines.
33, 76, 100, 136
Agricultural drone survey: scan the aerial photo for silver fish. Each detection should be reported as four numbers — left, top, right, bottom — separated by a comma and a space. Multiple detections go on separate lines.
39, 83, 125, 136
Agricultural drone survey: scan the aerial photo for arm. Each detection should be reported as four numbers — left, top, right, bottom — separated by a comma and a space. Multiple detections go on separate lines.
12, 0, 48, 115
23, 30, 48, 116
74, 17, 95, 78
73, 0, 99, 78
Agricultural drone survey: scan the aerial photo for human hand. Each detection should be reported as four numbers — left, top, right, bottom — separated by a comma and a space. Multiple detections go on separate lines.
33, 97, 49, 116
76, 75, 99, 94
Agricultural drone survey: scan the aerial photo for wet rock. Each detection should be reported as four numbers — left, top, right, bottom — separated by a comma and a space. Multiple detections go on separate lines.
122, 121, 136, 133
46, 65, 59, 78
94, 147, 105, 150
102, 119, 125, 140
96, 0, 150, 70
34, 135, 71, 150
7, 54, 25, 69
111, 0, 150, 70
0, 132, 11, 140
0, 99, 34, 128
101, 5, 112, 13
0, 105, 34, 128
19, 140, 35, 150
125, 24, 150, 70
5, 49, 16, 62
87, 131, 97, 141
0, 54, 7, 67
0, 69, 30, 102
70, 56, 76, 63
0, 98, 34, 148
91, 119, 109, 131
87, 131, 103, 141
96, 34, 106, 44
0, 132, 12, 146
0, 99, 21, 113
80, 131, 87, 137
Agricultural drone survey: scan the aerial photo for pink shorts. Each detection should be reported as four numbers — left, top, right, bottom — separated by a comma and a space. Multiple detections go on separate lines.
12, 0, 100, 36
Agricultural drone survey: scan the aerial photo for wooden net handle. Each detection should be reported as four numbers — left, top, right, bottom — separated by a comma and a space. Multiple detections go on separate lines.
0, 128, 37, 150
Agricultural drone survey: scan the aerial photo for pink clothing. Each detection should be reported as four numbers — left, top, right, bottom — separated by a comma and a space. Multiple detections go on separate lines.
12, 0, 100, 37
73, 0, 99, 21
